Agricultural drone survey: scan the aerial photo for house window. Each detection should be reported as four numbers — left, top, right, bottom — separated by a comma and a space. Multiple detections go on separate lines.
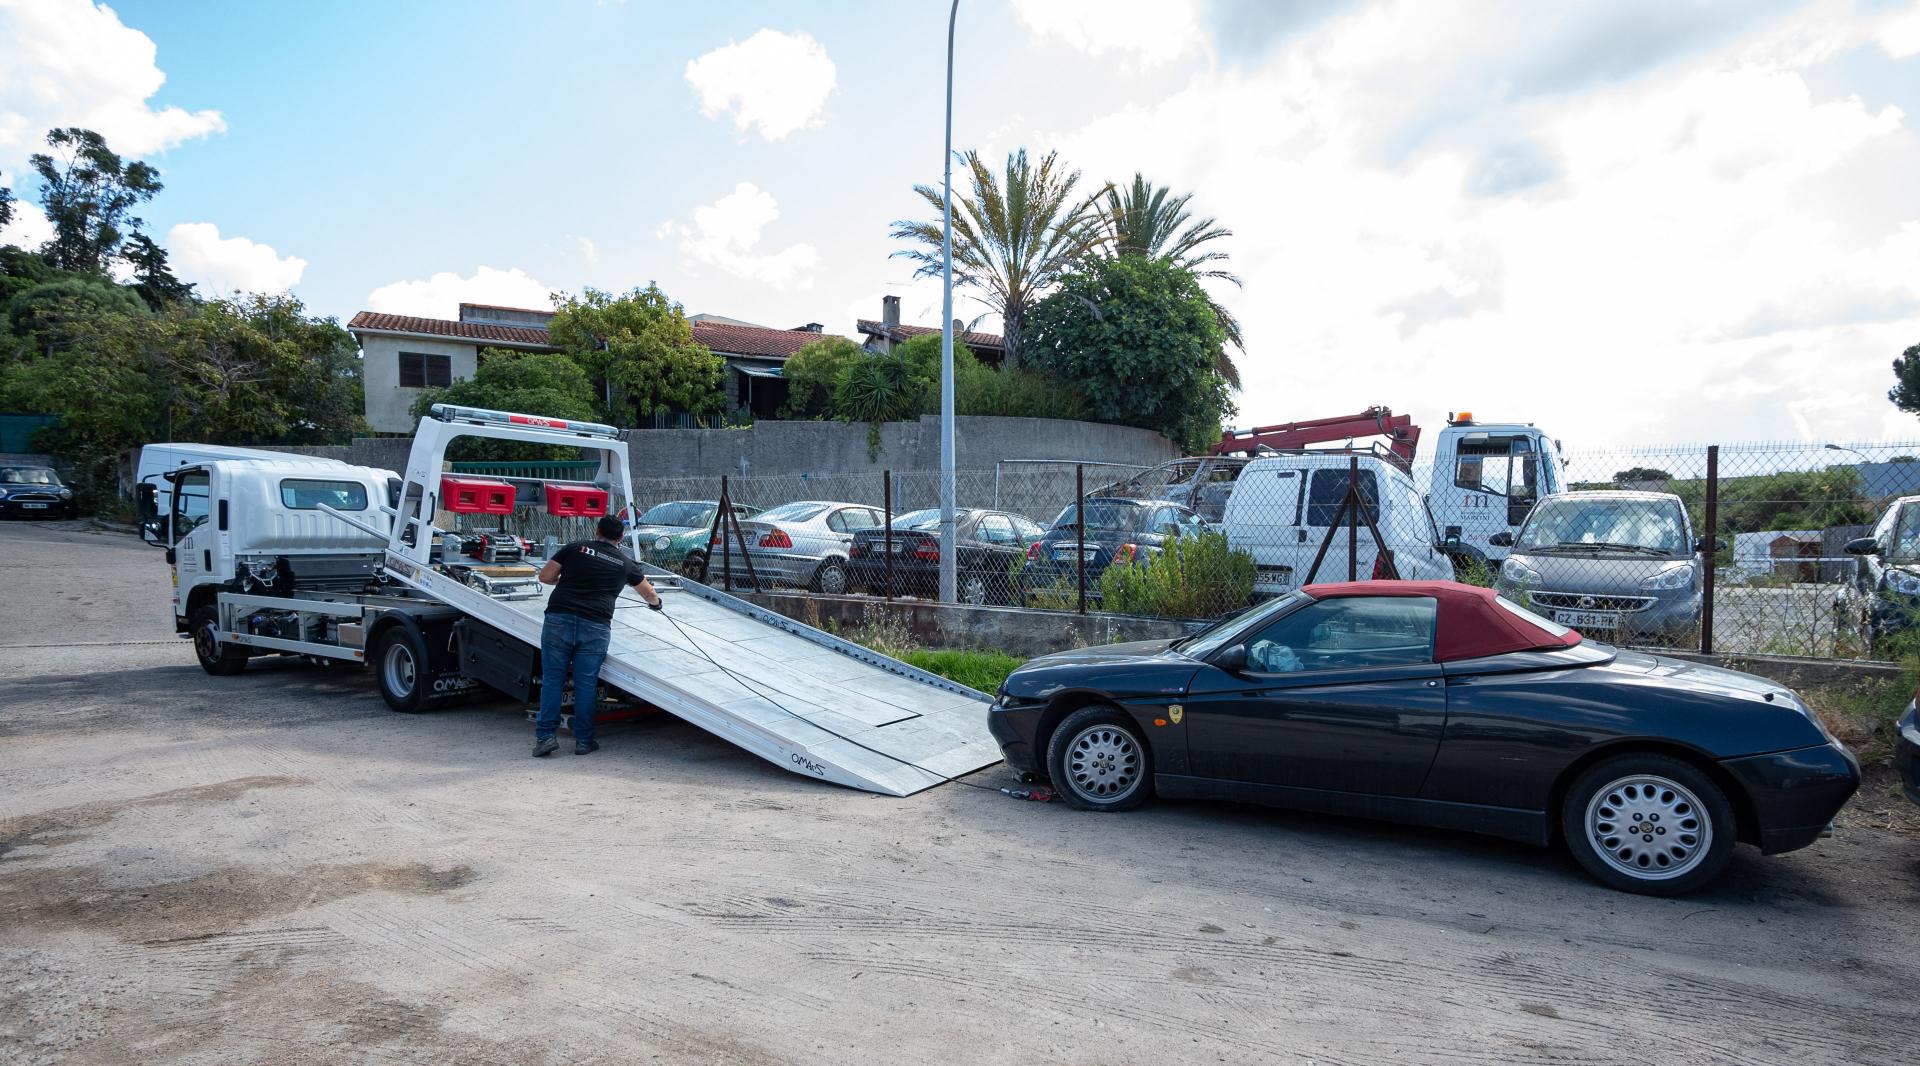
398, 352, 452, 389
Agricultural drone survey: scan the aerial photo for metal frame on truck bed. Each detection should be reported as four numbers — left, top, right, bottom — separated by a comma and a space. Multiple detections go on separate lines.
167, 404, 1000, 796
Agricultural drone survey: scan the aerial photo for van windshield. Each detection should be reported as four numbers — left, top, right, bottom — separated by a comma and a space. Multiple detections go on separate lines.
1516, 497, 1687, 556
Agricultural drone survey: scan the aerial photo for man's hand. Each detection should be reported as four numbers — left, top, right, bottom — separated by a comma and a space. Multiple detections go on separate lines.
648, 600, 664, 613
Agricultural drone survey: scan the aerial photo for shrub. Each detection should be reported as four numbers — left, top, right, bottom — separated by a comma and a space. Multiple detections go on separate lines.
779, 336, 865, 419
1098, 529, 1255, 619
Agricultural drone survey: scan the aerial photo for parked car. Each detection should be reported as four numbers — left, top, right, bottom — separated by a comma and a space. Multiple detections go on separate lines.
1493, 490, 1707, 644
719, 500, 884, 594
0, 466, 78, 519
631, 499, 760, 581
1843, 494, 1920, 655
1219, 454, 1453, 597
846, 507, 1047, 605
986, 580, 1860, 895
1897, 702, 1920, 810
1019, 497, 1208, 606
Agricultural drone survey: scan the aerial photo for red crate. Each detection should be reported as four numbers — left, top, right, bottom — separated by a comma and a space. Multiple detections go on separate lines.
440, 476, 516, 515
544, 481, 608, 518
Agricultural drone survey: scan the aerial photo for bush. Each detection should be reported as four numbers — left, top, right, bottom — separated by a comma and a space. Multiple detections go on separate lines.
779, 336, 865, 419
1098, 529, 1255, 619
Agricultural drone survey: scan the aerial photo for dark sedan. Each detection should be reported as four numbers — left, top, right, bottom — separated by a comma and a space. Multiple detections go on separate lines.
0, 466, 77, 519
1020, 497, 1208, 605
847, 507, 1046, 605
1897, 702, 1919, 809
988, 580, 1860, 895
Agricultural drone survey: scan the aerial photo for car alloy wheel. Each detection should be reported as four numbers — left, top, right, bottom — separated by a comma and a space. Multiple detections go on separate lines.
815, 561, 849, 595
1064, 724, 1143, 804
1585, 774, 1710, 881
961, 575, 988, 605
680, 553, 707, 583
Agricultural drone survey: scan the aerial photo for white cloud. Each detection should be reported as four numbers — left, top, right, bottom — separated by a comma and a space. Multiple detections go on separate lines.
1009, 0, 1207, 68
0, 0, 225, 172
659, 182, 819, 290
1880, 1, 1920, 58
165, 222, 305, 294
1021, 1, 1920, 447
0, 181, 53, 250
684, 29, 836, 141
571, 235, 598, 263
365, 266, 554, 319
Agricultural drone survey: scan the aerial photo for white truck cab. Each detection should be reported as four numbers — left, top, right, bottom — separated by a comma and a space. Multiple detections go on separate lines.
1419, 414, 1565, 571
136, 443, 349, 545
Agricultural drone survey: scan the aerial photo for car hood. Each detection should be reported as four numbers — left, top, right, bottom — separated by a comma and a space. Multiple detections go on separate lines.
1001, 638, 1199, 701
1026, 638, 1179, 665
633, 523, 703, 538
1508, 551, 1689, 592
1607, 648, 1800, 704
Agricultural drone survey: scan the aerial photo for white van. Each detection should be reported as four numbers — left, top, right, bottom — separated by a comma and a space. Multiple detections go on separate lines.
1221, 453, 1453, 596
135, 443, 348, 544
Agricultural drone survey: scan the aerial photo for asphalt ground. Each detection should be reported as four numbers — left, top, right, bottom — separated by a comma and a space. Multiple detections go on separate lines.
1, 519, 1916, 1065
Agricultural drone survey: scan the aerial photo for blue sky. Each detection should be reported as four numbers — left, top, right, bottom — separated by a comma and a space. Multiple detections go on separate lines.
3, 0, 1919, 448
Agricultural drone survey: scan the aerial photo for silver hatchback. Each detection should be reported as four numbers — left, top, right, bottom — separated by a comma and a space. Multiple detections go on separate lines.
1493, 490, 1705, 643
716, 500, 884, 594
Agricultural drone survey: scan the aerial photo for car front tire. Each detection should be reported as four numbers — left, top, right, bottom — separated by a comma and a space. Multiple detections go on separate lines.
680, 552, 707, 584
1047, 705, 1153, 812
1560, 753, 1735, 896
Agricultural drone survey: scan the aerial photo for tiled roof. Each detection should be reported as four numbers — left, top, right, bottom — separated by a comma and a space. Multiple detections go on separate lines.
349, 311, 841, 361
348, 312, 554, 347
856, 318, 1005, 351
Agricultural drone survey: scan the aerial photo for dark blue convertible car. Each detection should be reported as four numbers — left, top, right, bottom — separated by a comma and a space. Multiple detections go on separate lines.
988, 580, 1861, 895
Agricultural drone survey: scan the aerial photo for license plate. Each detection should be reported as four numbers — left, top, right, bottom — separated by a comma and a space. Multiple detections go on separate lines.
21, 503, 47, 509
1553, 609, 1619, 629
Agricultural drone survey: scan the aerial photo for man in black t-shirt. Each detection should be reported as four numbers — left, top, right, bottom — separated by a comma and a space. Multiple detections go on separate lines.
532, 515, 663, 757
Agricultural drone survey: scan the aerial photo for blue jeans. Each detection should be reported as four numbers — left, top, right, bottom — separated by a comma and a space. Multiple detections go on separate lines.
537, 612, 612, 743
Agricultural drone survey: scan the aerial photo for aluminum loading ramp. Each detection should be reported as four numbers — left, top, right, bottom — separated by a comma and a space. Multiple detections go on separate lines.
383, 553, 1001, 796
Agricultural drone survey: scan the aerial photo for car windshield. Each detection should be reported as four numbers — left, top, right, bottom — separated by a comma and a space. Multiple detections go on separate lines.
1175, 593, 1309, 658
1051, 500, 1147, 532
757, 502, 829, 523
639, 501, 714, 527
1890, 503, 1920, 563
1, 467, 60, 485
891, 508, 943, 531
1515, 497, 1687, 556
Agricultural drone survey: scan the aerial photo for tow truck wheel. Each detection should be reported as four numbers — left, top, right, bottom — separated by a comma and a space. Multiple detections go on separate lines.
192, 605, 250, 676
374, 626, 436, 713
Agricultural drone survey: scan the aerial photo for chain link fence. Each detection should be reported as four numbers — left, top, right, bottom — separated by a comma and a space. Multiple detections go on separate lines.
437, 438, 1920, 662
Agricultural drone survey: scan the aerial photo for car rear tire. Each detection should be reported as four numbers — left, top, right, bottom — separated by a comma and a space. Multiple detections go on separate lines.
813, 559, 850, 596
374, 625, 439, 713
960, 574, 989, 606
1047, 705, 1153, 812
192, 605, 250, 676
1560, 753, 1735, 895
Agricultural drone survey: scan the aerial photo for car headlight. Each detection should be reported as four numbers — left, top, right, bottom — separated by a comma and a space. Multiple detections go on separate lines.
1885, 568, 1920, 596
653, 536, 671, 551
58, 488, 73, 498
1501, 556, 1541, 588
1641, 562, 1695, 590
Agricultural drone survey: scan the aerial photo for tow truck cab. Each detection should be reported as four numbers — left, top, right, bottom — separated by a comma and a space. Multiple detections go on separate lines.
1424, 414, 1564, 569
165, 460, 400, 632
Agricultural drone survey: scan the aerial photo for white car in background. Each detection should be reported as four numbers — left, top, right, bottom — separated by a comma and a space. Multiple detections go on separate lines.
1219, 454, 1454, 597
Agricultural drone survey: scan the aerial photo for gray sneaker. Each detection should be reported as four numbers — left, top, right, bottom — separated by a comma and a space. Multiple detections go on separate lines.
575, 740, 600, 756
532, 736, 558, 758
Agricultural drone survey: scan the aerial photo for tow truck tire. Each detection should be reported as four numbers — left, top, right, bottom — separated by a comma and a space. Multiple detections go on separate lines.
192, 605, 250, 676
374, 625, 439, 713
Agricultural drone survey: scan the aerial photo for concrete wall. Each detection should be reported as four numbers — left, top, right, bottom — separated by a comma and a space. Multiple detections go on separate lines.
361, 335, 481, 433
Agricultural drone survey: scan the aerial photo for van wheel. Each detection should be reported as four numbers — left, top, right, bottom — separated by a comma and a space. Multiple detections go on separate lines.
374, 626, 441, 713
192, 605, 250, 676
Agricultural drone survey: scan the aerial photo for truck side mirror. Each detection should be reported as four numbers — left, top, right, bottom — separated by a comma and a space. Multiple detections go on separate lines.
1489, 531, 1514, 548
135, 484, 163, 545
1213, 644, 1248, 673
1844, 536, 1878, 557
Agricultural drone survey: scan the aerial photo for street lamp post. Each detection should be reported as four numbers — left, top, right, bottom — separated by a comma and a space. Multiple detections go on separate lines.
937, 0, 959, 604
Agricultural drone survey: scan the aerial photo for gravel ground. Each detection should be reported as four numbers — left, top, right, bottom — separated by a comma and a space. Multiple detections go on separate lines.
1, 519, 1916, 1065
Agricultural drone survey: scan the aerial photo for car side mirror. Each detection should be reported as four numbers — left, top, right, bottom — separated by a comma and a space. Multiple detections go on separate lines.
1845, 536, 1878, 557
1214, 644, 1248, 673
1489, 531, 1514, 547
1694, 536, 1727, 554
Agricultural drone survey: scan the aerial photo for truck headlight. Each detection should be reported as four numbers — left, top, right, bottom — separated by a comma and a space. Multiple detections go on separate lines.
1885, 568, 1920, 596
653, 536, 671, 551
1642, 562, 1695, 590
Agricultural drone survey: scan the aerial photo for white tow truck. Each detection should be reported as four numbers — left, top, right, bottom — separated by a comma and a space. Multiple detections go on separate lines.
160, 404, 999, 796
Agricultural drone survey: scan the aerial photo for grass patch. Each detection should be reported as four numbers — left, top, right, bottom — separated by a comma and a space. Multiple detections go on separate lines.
1797, 673, 1919, 833
896, 649, 1025, 694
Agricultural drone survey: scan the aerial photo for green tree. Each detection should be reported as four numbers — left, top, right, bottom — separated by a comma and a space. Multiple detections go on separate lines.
1093, 173, 1244, 387
30, 128, 162, 275
0, 184, 14, 232
891, 148, 1103, 369
1023, 256, 1234, 452
410, 348, 596, 460
5, 276, 149, 354
1613, 466, 1674, 483
1890, 342, 1920, 415
779, 335, 865, 419
123, 233, 196, 310
547, 285, 725, 424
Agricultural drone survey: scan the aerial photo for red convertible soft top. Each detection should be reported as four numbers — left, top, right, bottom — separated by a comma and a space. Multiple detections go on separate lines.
1302, 580, 1583, 662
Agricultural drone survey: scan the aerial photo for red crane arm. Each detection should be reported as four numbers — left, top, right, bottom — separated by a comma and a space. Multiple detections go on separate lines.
1211, 406, 1422, 463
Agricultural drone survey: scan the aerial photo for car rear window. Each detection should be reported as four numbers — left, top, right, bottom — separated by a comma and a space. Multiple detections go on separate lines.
1052, 500, 1146, 532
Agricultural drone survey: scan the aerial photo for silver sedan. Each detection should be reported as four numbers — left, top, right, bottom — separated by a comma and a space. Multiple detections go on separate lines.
715, 500, 883, 594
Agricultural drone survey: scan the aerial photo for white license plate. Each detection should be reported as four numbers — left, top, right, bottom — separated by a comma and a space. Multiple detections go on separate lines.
1553, 609, 1619, 629
21, 503, 48, 509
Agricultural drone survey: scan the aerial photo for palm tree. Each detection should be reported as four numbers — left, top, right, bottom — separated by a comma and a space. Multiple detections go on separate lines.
890, 148, 1103, 370
1094, 173, 1245, 389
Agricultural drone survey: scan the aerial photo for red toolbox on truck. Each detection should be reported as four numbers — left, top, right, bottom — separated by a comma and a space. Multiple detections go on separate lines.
543, 481, 608, 518
440, 476, 516, 515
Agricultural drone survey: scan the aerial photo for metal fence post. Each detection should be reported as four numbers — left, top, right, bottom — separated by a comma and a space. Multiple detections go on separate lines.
1076, 463, 1087, 615
720, 474, 732, 592
1347, 454, 1360, 582
1701, 445, 1718, 656
883, 470, 894, 604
